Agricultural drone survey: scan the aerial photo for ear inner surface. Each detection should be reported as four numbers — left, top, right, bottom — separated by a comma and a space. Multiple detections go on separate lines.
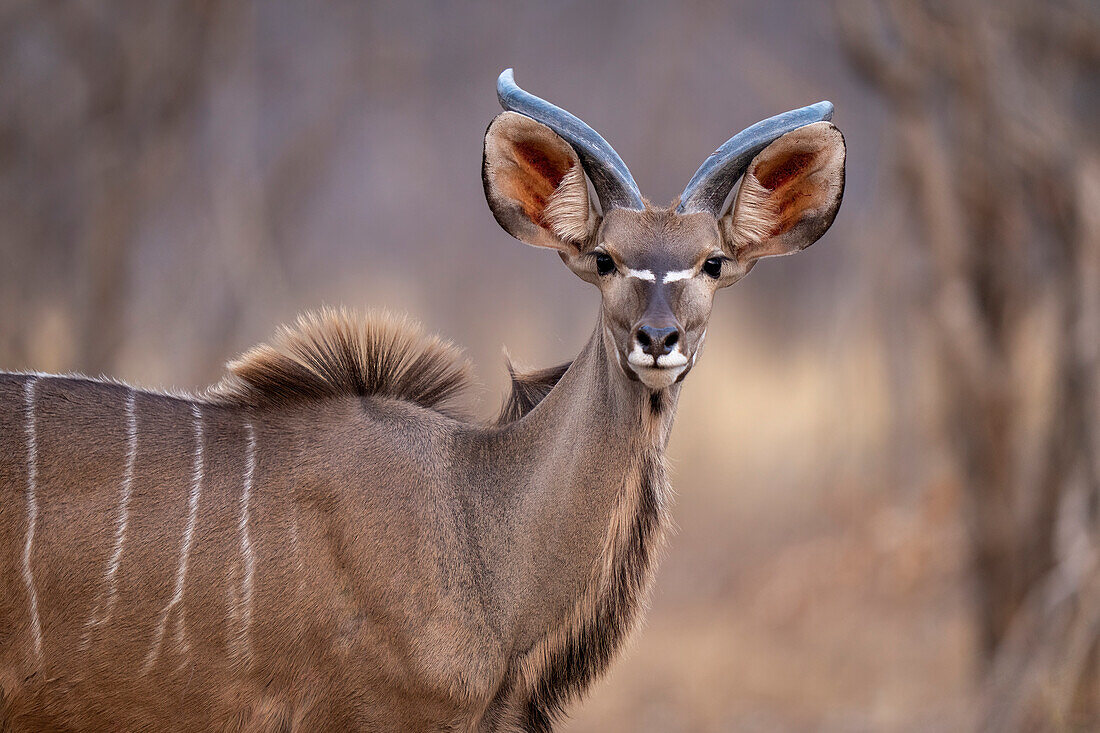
483, 111, 595, 250
724, 121, 845, 262
494, 129, 574, 223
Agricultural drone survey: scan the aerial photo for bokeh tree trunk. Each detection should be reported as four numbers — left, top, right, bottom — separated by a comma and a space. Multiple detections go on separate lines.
836, 0, 1100, 728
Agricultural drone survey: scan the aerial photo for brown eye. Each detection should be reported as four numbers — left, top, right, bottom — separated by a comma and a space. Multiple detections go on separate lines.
595, 253, 615, 276
703, 257, 723, 279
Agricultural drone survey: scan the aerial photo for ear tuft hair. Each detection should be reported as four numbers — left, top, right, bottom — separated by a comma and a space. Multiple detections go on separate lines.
723, 170, 780, 252
542, 164, 593, 243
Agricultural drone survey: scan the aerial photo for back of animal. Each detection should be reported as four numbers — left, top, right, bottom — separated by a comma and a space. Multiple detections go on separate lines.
2, 374, 281, 728
0, 310, 482, 730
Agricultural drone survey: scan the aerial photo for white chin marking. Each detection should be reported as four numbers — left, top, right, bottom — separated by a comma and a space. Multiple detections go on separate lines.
634, 364, 687, 389
626, 344, 690, 388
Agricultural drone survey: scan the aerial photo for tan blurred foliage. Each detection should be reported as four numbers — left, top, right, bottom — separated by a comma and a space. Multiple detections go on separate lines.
1, 0, 1096, 730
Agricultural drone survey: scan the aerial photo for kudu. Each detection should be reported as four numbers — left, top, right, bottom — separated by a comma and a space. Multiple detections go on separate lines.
0, 70, 845, 731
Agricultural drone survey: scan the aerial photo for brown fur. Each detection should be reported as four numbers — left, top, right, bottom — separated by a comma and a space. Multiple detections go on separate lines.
512, 448, 669, 731
0, 321, 675, 732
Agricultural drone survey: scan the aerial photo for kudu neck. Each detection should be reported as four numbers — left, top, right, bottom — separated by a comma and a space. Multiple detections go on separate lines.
483, 310, 680, 711
518, 309, 681, 454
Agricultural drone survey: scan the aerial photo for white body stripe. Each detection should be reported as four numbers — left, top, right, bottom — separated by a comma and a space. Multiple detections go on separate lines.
290, 513, 299, 559
23, 378, 43, 661
90, 389, 138, 631
624, 268, 655, 281
144, 403, 204, 671
237, 422, 257, 662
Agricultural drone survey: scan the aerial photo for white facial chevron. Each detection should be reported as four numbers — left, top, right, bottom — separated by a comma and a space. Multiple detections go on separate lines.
624, 268, 695, 284
661, 269, 694, 284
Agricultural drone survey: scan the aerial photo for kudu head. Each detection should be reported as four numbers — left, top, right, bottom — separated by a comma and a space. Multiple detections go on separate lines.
483, 69, 845, 390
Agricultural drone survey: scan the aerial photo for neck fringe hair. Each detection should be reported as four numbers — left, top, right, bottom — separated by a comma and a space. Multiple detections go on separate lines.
213, 307, 473, 417
518, 449, 669, 731
497, 360, 571, 425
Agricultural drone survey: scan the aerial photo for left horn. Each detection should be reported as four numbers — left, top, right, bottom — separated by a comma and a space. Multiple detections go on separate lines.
497, 68, 645, 213
677, 101, 834, 216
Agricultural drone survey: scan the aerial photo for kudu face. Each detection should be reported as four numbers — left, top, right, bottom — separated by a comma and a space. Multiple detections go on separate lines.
570, 208, 723, 389
483, 70, 845, 390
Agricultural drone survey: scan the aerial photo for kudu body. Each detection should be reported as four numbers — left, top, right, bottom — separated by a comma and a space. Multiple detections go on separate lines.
0, 71, 845, 731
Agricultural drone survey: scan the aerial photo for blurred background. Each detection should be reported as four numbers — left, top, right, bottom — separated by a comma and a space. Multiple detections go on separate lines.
2, 0, 1098, 729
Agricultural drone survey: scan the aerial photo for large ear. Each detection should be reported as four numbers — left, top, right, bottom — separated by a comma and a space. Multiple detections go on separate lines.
720, 121, 845, 264
483, 111, 597, 251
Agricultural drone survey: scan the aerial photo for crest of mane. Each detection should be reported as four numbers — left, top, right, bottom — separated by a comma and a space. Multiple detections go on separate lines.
214, 307, 475, 416
214, 307, 569, 423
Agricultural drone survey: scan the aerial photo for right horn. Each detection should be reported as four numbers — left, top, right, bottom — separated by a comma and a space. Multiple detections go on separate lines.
677, 102, 834, 216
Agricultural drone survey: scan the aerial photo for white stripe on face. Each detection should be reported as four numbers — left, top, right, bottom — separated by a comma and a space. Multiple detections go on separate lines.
628, 339, 690, 369
627, 341, 653, 368
662, 269, 694, 284
624, 268, 695, 284
656, 347, 689, 368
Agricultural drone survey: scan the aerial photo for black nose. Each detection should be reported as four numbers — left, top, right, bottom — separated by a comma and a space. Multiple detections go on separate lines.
634, 325, 680, 358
